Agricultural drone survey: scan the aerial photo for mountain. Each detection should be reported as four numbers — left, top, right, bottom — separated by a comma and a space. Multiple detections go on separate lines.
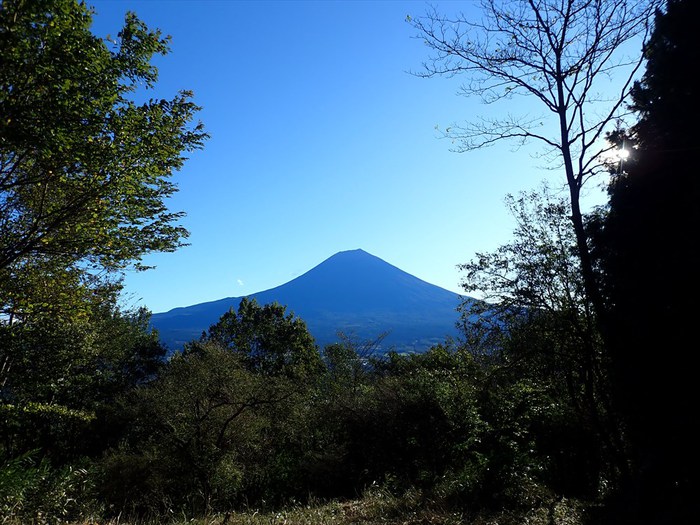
151, 249, 470, 353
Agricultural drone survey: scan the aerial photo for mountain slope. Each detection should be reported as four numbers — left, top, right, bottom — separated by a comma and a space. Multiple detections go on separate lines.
151, 249, 468, 353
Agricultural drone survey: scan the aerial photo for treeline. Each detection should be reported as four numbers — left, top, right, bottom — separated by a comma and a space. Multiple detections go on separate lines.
1, 0, 698, 524
1, 293, 618, 521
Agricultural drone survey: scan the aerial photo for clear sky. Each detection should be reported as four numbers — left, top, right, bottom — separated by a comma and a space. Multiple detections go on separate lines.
88, 0, 613, 314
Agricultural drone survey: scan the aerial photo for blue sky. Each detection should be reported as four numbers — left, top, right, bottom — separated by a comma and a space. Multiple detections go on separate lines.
89, 0, 612, 314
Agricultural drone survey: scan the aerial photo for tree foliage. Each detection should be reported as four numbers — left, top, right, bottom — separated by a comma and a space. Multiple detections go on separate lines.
101, 303, 324, 515
0, 2, 204, 519
593, 1, 700, 521
460, 187, 586, 315
411, 0, 664, 498
458, 188, 623, 493
0, 292, 166, 462
0, 0, 207, 320
203, 298, 323, 380
101, 342, 289, 514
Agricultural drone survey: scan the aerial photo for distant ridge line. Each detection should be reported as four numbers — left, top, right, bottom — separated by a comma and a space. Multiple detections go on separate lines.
151, 249, 469, 354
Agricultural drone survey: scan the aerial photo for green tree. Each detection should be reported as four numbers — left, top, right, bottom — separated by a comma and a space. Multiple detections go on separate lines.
203, 298, 323, 380
101, 301, 324, 516
0, 0, 204, 446
0, 291, 166, 463
458, 188, 624, 495
100, 342, 286, 515
410, 0, 660, 496
0, 2, 204, 516
0, 0, 207, 320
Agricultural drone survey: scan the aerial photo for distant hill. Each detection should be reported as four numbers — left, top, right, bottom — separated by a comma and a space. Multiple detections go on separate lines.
151, 249, 471, 353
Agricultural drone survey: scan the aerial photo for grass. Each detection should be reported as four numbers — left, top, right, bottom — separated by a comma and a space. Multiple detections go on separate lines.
51, 488, 590, 525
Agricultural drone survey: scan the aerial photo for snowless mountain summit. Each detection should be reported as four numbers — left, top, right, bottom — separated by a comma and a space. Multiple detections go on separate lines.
151, 249, 469, 353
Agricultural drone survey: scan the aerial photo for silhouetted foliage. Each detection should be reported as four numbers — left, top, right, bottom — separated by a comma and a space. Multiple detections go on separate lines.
457, 189, 622, 502
594, 1, 700, 522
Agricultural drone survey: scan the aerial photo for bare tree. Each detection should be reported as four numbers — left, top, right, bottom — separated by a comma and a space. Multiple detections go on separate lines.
410, 0, 659, 318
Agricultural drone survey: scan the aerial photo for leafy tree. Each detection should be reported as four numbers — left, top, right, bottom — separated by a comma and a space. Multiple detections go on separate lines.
322, 341, 366, 393
0, 292, 166, 463
100, 303, 323, 515
410, 0, 659, 324
100, 342, 288, 515
457, 188, 624, 495
375, 346, 486, 494
460, 187, 586, 317
594, 0, 700, 521
0, 3, 203, 517
410, 0, 661, 496
0, 0, 207, 319
203, 298, 323, 380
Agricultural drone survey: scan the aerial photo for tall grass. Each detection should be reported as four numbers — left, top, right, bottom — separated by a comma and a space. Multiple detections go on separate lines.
13, 488, 590, 525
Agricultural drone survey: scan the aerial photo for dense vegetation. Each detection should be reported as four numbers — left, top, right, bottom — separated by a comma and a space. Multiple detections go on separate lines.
1, 0, 695, 524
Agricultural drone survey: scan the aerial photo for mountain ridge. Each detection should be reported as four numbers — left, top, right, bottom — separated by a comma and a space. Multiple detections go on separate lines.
151, 249, 468, 353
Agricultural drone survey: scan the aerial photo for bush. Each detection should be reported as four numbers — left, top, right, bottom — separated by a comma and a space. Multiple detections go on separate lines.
1, 453, 98, 524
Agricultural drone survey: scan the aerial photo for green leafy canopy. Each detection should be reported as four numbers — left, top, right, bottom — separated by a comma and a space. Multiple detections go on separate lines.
0, 0, 208, 319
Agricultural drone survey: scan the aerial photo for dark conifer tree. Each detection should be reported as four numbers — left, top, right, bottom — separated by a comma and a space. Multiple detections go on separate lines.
598, 1, 700, 522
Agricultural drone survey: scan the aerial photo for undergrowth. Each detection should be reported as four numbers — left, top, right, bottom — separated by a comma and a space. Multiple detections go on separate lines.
3, 488, 591, 525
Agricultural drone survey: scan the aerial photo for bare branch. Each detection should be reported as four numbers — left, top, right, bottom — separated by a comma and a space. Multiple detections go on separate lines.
412, 0, 658, 178
412, 0, 661, 325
